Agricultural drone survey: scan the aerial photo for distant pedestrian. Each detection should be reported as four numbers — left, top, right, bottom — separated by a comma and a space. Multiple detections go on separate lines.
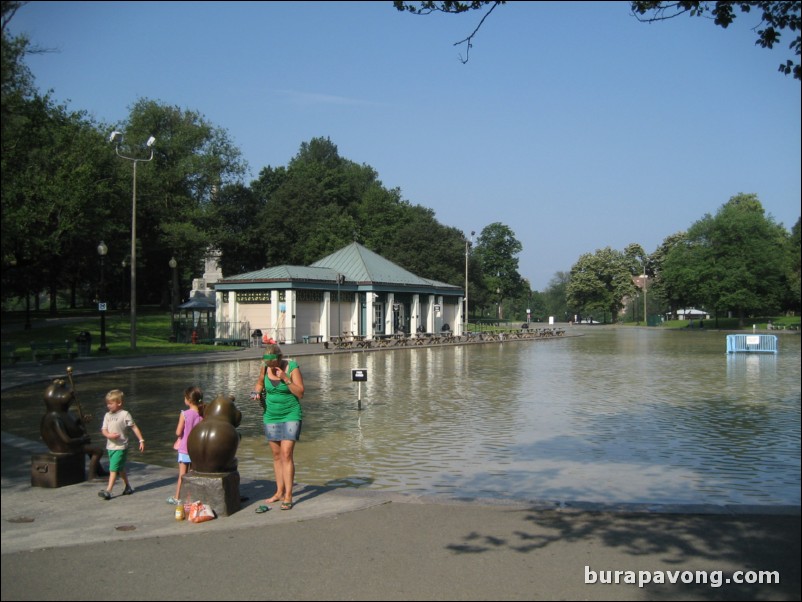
167, 385, 204, 505
98, 389, 145, 500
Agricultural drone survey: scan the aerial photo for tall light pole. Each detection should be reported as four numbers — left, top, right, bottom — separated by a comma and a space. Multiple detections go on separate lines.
464, 230, 474, 334
169, 257, 178, 343
121, 257, 128, 308
110, 130, 156, 350
336, 273, 345, 335
642, 271, 648, 326
97, 241, 109, 354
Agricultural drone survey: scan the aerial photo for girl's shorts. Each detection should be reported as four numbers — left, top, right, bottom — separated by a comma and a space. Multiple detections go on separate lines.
107, 449, 128, 472
264, 421, 302, 442
177, 452, 191, 464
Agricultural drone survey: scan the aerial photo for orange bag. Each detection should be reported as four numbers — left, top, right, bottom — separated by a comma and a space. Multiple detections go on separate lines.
188, 501, 216, 523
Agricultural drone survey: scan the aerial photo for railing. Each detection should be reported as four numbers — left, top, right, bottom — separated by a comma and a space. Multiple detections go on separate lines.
213, 321, 251, 346
726, 334, 778, 354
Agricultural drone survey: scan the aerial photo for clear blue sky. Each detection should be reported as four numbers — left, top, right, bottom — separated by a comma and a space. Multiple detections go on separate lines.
8, 1, 801, 291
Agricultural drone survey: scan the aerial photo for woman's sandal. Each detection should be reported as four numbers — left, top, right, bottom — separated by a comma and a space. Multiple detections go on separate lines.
255, 505, 270, 514
280, 501, 293, 511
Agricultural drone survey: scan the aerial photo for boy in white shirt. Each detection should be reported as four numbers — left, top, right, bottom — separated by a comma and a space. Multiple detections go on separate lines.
98, 389, 145, 500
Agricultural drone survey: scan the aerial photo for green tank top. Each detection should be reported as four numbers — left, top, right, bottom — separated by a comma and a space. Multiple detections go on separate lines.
262, 360, 302, 423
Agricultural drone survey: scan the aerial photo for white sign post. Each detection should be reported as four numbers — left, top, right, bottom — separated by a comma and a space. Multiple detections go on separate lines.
351, 368, 368, 410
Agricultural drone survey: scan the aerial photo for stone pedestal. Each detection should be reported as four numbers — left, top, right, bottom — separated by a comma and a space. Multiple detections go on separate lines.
184, 471, 240, 516
31, 452, 85, 488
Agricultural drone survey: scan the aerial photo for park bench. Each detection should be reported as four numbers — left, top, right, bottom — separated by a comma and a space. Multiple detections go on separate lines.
31, 341, 78, 363
214, 338, 249, 346
198, 338, 249, 346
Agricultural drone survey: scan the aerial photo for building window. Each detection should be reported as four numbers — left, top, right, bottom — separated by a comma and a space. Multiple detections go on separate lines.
297, 290, 324, 302
238, 291, 271, 304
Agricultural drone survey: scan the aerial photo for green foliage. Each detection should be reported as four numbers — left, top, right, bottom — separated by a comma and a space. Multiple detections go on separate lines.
542, 271, 570, 321
787, 217, 801, 313
109, 99, 247, 305
207, 136, 470, 287
567, 246, 637, 322
631, 1, 801, 80
660, 194, 789, 326
0, 308, 234, 366
395, 1, 800, 78
472, 223, 524, 317
393, 1, 505, 14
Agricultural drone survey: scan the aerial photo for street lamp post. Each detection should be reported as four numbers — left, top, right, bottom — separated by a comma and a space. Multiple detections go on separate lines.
642, 272, 648, 327
169, 257, 178, 343
464, 230, 474, 334
121, 258, 128, 308
110, 131, 156, 350
97, 241, 109, 354
336, 273, 345, 335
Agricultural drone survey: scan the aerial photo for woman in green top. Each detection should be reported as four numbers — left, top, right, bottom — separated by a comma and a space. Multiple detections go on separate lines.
253, 344, 305, 510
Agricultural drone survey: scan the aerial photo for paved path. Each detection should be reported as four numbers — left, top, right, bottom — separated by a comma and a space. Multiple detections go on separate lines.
1, 345, 800, 600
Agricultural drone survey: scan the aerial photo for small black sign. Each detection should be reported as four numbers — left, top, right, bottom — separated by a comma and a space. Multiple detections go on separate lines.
351, 369, 368, 382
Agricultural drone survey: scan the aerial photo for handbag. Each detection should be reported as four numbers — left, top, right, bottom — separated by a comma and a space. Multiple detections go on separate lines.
188, 501, 216, 523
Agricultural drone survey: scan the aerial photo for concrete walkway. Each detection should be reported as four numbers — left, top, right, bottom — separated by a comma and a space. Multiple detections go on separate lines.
1, 345, 800, 600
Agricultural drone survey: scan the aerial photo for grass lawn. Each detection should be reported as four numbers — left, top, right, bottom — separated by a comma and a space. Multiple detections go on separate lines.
1, 307, 237, 366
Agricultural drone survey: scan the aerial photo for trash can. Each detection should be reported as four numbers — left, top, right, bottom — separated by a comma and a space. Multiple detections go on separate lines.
252, 329, 262, 348
76, 331, 92, 357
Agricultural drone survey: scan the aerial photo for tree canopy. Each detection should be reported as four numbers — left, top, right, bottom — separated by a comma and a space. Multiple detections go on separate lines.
659, 193, 790, 325
566, 247, 637, 323
394, 0, 801, 80
2, 3, 798, 326
632, 1, 801, 80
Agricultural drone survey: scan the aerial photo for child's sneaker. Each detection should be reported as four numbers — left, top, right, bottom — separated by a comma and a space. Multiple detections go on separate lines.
122, 486, 135, 495
166, 496, 181, 505
98, 490, 111, 500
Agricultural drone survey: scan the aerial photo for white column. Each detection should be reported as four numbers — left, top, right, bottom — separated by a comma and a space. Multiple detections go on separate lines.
270, 290, 281, 341
457, 296, 465, 335
285, 290, 296, 343
426, 295, 435, 332
350, 292, 359, 335
322, 292, 331, 341
386, 293, 395, 334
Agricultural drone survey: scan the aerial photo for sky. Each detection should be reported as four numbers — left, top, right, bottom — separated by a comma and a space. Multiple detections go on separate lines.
7, 1, 801, 291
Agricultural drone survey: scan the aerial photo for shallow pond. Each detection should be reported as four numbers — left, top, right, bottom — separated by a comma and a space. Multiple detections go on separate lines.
3, 328, 799, 506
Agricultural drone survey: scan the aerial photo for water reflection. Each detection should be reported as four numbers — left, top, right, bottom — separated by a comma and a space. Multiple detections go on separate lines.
3, 329, 799, 506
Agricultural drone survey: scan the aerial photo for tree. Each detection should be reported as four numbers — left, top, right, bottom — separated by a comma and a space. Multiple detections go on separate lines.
632, 1, 801, 80
394, 1, 505, 63
472, 222, 523, 319
205, 183, 265, 276
507, 279, 545, 323
394, 1, 801, 80
543, 271, 570, 322
233, 137, 468, 287
648, 231, 689, 318
660, 193, 789, 326
1, 86, 118, 313
109, 99, 247, 305
787, 217, 801, 313
567, 247, 635, 323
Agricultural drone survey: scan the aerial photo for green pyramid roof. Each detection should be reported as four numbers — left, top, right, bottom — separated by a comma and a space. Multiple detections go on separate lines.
216, 242, 461, 295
